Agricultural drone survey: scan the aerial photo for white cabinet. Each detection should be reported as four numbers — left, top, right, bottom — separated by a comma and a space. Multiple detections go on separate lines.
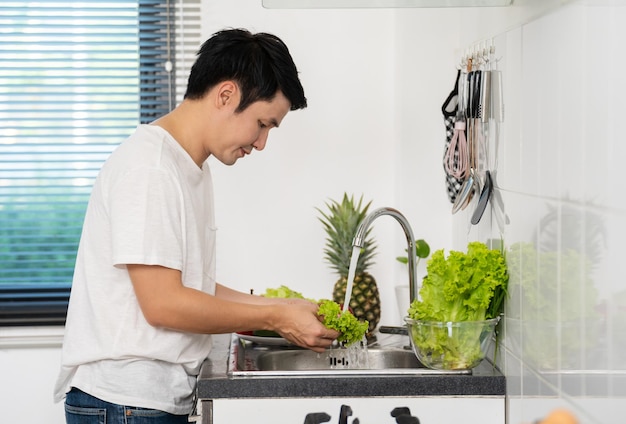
202, 396, 504, 424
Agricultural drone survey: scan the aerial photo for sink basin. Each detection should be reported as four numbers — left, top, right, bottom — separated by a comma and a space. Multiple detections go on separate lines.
257, 348, 422, 371
228, 335, 470, 376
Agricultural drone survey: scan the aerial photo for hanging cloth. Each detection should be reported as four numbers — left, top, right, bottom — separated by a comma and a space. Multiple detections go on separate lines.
441, 69, 468, 204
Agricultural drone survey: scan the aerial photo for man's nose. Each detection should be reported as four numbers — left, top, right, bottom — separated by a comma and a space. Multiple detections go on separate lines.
253, 131, 269, 151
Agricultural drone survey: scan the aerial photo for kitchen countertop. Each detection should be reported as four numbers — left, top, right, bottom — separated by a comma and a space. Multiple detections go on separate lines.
196, 333, 506, 400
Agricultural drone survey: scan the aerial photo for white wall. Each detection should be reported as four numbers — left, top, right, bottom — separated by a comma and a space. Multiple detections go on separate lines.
202, 0, 454, 326
0, 328, 65, 422
444, 1, 626, 423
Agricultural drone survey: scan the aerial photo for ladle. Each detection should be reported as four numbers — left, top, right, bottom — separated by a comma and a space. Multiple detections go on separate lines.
471, 170, 493, 224
452, 167, 476, 214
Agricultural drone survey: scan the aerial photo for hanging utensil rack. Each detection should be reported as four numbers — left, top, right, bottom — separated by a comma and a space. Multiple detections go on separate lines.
447, 40, 504, 227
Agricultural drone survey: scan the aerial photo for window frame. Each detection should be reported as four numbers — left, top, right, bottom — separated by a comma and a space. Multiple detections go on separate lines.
0, 0, 200, 327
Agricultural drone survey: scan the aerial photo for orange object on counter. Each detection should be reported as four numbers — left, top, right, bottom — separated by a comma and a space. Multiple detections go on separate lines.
539, 408, 579, 424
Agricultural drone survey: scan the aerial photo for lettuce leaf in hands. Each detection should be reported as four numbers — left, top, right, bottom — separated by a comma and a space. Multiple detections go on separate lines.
260, 288, 368, 345
318, 299, 368, 346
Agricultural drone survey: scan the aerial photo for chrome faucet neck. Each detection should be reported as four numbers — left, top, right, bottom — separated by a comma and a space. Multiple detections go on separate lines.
352, 207, 418, 304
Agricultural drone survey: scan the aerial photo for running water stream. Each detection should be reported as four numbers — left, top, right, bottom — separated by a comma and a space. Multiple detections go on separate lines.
331, 245, 369, 369
328, 336, 370, 369
342, 245, 362, 312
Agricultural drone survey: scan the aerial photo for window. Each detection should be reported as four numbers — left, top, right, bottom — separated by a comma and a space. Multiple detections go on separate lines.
0, 0, 200, 326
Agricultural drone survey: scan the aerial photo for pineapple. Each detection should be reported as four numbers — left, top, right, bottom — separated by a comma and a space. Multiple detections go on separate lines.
317, 193, 380, 335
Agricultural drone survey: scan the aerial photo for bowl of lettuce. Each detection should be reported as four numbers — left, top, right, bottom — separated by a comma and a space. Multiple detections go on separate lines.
404, 241, 508, 370
405, 317, 499, 370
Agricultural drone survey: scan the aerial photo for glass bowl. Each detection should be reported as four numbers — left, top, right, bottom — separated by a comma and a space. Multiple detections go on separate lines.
404, 317, 500, 370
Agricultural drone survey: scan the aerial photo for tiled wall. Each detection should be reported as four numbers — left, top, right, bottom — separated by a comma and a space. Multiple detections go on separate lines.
451, 2, 625, 423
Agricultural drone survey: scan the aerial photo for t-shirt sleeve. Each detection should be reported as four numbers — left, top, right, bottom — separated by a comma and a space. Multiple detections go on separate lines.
108, 167, 184, 271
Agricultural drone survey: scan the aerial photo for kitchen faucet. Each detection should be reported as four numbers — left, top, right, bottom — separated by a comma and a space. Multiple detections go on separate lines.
352, 207, 418, 305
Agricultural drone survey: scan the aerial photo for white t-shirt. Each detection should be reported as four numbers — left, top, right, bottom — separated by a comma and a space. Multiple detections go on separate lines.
53, 124, 216, 415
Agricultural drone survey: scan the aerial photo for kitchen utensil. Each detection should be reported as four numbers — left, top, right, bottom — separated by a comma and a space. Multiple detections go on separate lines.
491, 69, 504, 123
471, 170, 493, 224
469, 47, 497, 224
441, 70, 465, 204
451, 65, 478, 214
443, 70, 469, 181
468, 69, 482, 120
483, 44, 507, 230
479, 69, 491, 123
462, 67, 485, 213
470, 68, 482, 178
451, 167, 476, 214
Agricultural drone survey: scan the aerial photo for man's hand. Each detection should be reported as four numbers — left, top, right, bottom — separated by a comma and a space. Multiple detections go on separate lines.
271, 302, 340, 353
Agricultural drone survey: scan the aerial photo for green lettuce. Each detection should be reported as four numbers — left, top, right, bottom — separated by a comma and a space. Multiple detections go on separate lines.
261, 287, 367, 346
318, 299, 368, 346
406, 242, 508, 369
263, 285, 306, 299
408, 241, 508, 322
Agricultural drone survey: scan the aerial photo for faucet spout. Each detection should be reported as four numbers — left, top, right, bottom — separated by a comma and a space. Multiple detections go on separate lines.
352, 207, 418, 306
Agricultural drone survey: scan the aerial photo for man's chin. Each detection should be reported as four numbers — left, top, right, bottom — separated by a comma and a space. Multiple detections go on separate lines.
215, 155, 238, 166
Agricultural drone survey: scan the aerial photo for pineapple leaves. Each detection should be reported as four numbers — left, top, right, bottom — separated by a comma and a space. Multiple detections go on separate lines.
316, 193, 377, 277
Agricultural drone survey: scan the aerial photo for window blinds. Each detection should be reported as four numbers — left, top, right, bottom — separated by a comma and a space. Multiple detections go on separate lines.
0, 0, 201, 325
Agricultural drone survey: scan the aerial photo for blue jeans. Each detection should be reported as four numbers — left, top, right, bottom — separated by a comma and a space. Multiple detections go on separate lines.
64, 388, 189, 424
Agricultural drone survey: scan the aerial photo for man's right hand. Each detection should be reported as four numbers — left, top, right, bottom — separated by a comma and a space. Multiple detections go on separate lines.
270, 302, 339, 353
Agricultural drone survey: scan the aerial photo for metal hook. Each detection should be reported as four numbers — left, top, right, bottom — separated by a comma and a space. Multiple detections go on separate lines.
458, 53, 467, 70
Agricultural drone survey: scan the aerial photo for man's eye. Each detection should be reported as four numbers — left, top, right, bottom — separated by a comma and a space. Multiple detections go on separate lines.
259, 121, 267, 128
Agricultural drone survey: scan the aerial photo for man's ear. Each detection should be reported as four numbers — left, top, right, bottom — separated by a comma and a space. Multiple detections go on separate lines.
215, 80, 238, 108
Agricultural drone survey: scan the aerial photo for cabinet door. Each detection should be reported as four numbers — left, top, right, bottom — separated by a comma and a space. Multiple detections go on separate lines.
208, 397, 504, 424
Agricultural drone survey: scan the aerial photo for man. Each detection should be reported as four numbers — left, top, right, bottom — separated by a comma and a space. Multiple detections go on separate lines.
54, 28, 339, 423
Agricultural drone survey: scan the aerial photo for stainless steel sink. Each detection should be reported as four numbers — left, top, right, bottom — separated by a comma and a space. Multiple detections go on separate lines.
227, 334, 470, 376
257, 348, 421, 371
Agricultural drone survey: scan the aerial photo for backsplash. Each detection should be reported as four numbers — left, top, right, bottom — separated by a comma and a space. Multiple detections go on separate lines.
451, 3, 626, 423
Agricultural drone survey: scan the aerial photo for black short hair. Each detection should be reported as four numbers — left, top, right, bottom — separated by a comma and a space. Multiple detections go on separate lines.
184, 28, 307, 111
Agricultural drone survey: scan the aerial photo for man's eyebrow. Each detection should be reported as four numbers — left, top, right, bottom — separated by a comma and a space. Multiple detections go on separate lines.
270, 118, 279, 128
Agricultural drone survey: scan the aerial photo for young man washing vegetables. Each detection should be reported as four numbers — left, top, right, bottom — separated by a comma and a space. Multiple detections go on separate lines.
54, 29, 339, 424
